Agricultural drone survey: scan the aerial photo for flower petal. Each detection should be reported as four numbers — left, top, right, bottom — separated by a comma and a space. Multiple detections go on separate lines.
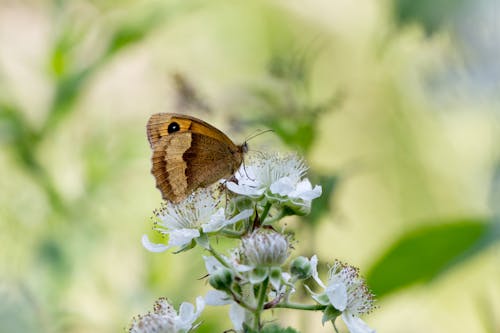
203, 256, 223, 275
229, 303, 246, 331
141, 234, 169, 253
205, 290, 232, 306
270, 177, 295, 196
177, 301, 195, 329
290, 180, 322, 200
168, 228, 200, 248
195, 296, 205, 316
226, 209, 253, 225
326, 282, 348, 311
341, 313, 376, 333
201, 208, 227, 233
310, 255, 326, 288
227, 181, 265, 197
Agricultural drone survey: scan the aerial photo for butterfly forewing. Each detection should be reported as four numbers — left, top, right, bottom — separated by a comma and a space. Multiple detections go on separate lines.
147, 113, 235, 149
147, 113, 245, 203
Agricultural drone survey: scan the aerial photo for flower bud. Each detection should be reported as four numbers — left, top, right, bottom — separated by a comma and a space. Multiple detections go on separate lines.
208, 267, 234, 291
241, 230, 289, 267
290, 256, 313, 280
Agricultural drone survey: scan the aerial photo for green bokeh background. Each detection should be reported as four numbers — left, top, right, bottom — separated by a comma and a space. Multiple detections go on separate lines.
1, 0, 499, 332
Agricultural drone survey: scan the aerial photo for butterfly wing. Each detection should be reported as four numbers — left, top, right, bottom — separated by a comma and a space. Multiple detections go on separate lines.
184, 132, 242, 188
147, 113, 235, 149
149, 115, 244, 203
151, 132, 190, 202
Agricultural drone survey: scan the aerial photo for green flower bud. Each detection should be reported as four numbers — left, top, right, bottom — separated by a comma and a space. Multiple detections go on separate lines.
290, 256, 313, 280
208, 267, 234, 291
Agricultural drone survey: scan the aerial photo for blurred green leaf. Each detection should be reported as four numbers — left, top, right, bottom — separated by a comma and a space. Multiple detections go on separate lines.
268, 50, 311, 88
45, 68, 94, 135
49, 23, 81, 78
0, 103, 38, 166
366, 219, 498, 298
269, 117, 315, 153
247, 90, 340, 153
45, 3, 179, 136
105, 3, 185, 57
239, 44, 342, 154
305, 174, 338, 226
392, 0, 470, 35
106, 19, 155, 56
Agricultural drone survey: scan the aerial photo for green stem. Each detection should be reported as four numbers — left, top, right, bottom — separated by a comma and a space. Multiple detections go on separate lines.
253, 276, 269, 331
229, 288, 255, 312
208, 246, 230, 268
271, 302, 326, 311
261, 209, 286, 224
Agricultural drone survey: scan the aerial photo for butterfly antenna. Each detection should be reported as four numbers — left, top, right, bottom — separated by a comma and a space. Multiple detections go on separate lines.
242, 156, 254, 181
244, 129, 274, 142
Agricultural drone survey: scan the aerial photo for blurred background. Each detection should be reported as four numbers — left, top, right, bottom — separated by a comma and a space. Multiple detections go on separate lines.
1, 0, 499, 332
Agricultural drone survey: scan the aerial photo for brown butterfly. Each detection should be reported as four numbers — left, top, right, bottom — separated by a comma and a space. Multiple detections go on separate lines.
147, 113, 248, 203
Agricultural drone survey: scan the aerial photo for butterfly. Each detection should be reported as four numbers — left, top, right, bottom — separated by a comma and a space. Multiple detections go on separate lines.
147, 113, 247, 203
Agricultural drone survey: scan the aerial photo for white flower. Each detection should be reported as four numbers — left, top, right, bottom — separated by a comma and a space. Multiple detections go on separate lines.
307, 260, 375, 333
227, 153, 322, 215
142, 189, 252, 252
129, 297, 205, 333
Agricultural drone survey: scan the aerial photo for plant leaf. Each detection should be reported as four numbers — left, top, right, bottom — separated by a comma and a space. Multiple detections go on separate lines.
366, 219, 497, 298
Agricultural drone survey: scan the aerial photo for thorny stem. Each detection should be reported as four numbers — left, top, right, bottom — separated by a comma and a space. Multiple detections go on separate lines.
253, 276, 269, 331
271, 302, 326, 311
229, 288, 255, 312
207, 245, 230, 268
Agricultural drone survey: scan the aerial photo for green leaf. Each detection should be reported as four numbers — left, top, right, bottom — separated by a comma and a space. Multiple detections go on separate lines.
392, 0, 469, 35
366, 219, 497, 298
305, 174, 338, 226
321, 305, 340, 325
105, 7, 171, 56
0, 103, 39, 166
48, 68, 93, 133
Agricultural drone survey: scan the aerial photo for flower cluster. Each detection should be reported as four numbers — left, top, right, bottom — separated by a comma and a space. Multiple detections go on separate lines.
227, 153, 322, 215
132, 152, 376, 333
